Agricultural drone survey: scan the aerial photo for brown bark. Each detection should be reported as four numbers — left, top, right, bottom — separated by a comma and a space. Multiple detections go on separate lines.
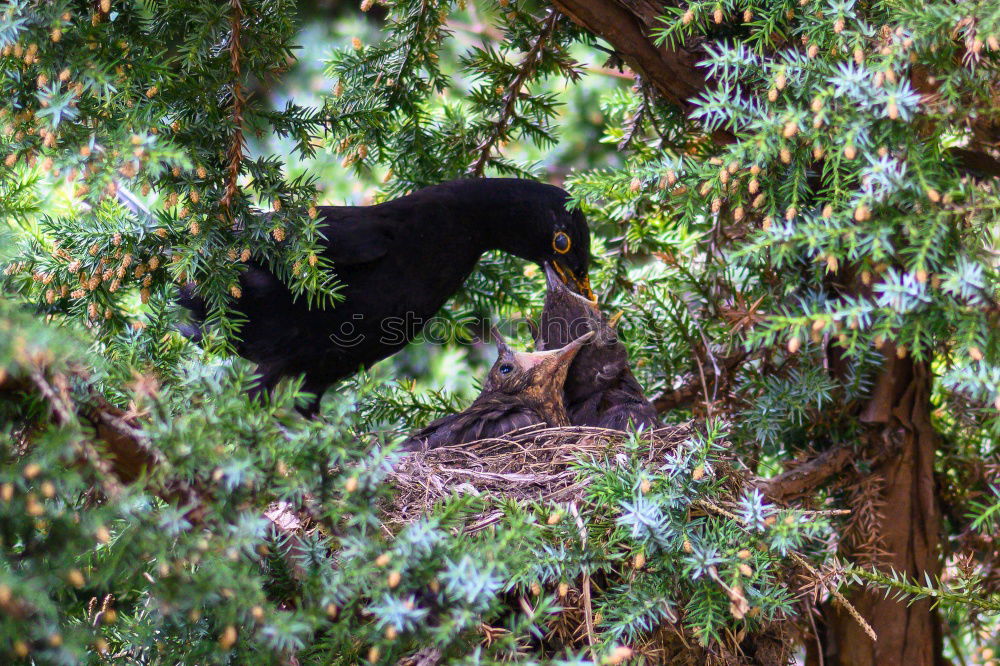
5, 362, 210, 518
817, 349, 944, 666
549, 0, 705, 110
548, 0, 1000, 171
84, 394, 159, 483
760, 445, 855, 503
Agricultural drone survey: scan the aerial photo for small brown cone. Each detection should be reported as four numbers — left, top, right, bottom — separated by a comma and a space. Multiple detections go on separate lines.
218, 625, 237, 649
604, 646, 634, 665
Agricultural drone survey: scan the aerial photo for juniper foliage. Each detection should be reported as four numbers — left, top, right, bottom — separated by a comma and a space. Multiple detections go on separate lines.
2, 0, 999, 661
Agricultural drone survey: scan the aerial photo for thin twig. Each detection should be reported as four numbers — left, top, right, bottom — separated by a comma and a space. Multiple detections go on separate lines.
694, 498, 741, 522
692, 347, 712, 418
652, 351, 746, 412
30, 369, 127, 498
446, 19, 505, 42
696, 497, 876, 642
686, 307, 721, 410
806, 597, 824, 666
29, 368, 75, 425
463, 511, 505, 534
467, 10, 561, 176
221, 0, 246, 216
800, 508, 852, 516
114, 184, 154, 222
569, 502, 598, 661
789, 551, 877, 643
617, 92, 648, 151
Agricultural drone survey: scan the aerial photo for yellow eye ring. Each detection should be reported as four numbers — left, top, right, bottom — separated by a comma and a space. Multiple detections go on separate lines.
553, 231, 571, 254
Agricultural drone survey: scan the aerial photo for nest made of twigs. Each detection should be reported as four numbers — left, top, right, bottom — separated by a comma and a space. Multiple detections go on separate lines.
386, 422, 694, 524
384, 422, 802, 664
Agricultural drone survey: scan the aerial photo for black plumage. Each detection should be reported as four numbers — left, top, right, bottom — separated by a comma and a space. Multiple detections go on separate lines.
401, 329, 593, 451
178, 179, 592, 413
536, 264, 660, 430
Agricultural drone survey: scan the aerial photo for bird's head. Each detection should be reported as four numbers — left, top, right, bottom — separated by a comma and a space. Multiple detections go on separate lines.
484, 326, 594, 405
537, 263, 629, 398
537, 263, 605, 347
541, 205, 594, 301
459, 179, 592, 299
539, 263, 620, 348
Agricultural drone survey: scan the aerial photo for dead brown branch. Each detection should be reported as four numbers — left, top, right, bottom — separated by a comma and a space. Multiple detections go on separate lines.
758, 445, 856, 503
652, 351, 746, 413
220, 0, 246, 215
467, 10, 563, 177
789, 552, 877, 643
548, 0, 705, 112
695, 497, 877, 644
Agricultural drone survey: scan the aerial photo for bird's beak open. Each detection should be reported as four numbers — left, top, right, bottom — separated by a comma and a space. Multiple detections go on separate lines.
490, 325, 513, 357
551, 260, 597, 303
515, 330, 594, 371
548, 261, 597, 304
556, 330, 595, 363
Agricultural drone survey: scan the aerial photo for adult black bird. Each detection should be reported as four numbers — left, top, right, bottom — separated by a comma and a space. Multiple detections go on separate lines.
401, 329, 593, 451
178, 179, 593, 414
536, 264, 659, 431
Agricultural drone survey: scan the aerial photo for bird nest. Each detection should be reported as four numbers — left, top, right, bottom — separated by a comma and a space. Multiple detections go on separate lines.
384, 423, 800, 664
385, 422, 694, 525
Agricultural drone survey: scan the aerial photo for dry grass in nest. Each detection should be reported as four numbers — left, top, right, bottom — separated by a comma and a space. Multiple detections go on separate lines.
384, 423, 808, 664
385, 422, 694, 525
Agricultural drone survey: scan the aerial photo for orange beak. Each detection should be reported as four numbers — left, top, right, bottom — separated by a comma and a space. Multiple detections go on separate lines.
552, 261, 597, 302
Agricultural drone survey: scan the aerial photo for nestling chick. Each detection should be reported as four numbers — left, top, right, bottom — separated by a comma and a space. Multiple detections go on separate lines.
401, 328, 594, 450
536, 263, 659, 430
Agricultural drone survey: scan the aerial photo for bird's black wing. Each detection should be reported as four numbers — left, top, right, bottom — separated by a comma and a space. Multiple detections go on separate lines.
400, 401, 541, 451
593, 396, 660, 431
318, 208, 395, 267
175, 208, 395, 334
567, 371, 660, 431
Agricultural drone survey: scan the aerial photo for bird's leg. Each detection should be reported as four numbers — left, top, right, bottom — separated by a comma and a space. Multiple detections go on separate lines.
248, 366, 324, 418
247, 368, 278, 406
297, 377, 326, 418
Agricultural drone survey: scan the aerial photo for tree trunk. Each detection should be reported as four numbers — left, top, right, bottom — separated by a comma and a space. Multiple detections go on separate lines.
816, 350, 944, 666
550, 0, 706, 110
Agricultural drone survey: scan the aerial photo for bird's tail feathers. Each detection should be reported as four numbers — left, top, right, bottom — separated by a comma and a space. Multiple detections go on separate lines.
176, 282, 207, 342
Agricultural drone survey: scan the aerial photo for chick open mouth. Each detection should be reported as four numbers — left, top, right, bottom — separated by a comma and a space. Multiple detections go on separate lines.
552, 260, 597, 302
